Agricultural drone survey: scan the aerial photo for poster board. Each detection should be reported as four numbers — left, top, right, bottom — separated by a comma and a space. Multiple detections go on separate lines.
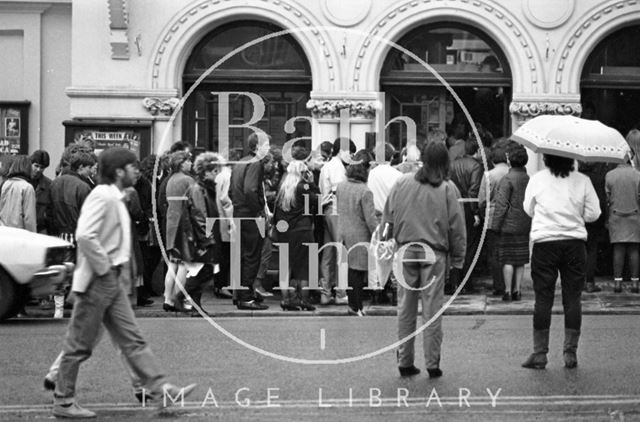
0, 102, 30, 155
63, 120, 152, 158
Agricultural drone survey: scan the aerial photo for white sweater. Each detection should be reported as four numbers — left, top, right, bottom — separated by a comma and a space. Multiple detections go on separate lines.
523, 168, 601, 243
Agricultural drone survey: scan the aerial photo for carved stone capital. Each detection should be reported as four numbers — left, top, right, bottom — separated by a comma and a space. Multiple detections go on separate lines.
142, 97, 180, 116
509, 101, 582, 124
306, 99, 381, 119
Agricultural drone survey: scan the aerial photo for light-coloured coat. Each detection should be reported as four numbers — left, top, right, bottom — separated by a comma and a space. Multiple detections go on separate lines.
72, 185, 131, 293
0, 177, 36, 232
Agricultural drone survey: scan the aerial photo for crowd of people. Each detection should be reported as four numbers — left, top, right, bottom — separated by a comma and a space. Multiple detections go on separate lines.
0, 124, 639, 379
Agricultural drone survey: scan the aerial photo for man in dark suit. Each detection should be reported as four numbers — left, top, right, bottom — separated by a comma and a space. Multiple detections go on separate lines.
52, 148, 195, 419
229, 133, 271, 310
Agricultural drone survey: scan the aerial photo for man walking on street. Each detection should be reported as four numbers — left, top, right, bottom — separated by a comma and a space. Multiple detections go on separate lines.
52, 148, 195, 419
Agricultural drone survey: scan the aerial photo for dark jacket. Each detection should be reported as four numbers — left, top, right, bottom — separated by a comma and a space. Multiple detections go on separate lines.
50, 171, 92, 235
273, 179, 319, 233
230, 154, 265, 217
492, 167, 531, 235
124, 187, 146, 278
188, 179, 220, 263
449, 155, 483, 216
31, 175, 53, 234
165, 171, 196, 261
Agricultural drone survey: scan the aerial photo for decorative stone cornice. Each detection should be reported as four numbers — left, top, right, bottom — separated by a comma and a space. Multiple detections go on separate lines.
509, 101, 582, 124
151, 0, 335, 87
107, 0, 129, 59
354, 0, 539, 88
142, 97, 180, 116
554, 0, 639, 93
306, 99, 381, 119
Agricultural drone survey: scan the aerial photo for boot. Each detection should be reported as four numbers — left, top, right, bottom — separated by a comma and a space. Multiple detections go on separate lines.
522, 329, 549, 369
563, 328, 580, 369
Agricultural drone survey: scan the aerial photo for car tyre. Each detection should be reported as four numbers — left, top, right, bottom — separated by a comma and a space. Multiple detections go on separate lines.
0, 267, 17, 322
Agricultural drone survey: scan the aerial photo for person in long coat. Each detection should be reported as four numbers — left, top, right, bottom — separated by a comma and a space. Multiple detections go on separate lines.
336, 150, 377, 316
273, 159, 319, 311
605, 129, 640, 293
163, 151, 195, 312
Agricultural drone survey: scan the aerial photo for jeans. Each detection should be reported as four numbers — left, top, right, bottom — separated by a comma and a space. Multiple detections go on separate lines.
397, 247, 445, 370
531, 240, 586, 332
54, 268, 166, 404
319, 212, 346, 299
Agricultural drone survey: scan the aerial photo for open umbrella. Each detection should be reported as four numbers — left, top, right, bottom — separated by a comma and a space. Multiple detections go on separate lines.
512, 115, 631, 163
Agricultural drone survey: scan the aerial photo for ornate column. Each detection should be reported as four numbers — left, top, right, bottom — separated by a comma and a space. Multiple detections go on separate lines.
509, 94, 582, 173
306, 94, 383, 150
142, 97, 181, 153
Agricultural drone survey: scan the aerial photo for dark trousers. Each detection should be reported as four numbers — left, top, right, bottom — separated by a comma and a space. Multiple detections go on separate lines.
531, 240, 586, 331
612, 243, 640, 280
347, 268, 366, 311
185, 264, 213, 307
140, 242, 161, 296
214, 241, 231, 290
486, 230, 504, 291
237, 218, 264, 301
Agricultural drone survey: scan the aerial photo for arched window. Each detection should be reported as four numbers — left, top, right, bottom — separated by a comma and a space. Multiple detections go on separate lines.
380, 23, 512, 149
581, 25, 640, 134
182, 21, 312, 155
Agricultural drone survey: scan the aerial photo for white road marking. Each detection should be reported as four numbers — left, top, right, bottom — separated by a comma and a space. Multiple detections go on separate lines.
3, 395, 639, 413
320, 328, 326, 350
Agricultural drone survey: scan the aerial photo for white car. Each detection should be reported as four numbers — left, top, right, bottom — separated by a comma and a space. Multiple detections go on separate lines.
0, 227, 75, 321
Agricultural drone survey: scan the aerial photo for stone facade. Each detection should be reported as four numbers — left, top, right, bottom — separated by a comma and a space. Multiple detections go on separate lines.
1, 0, 639, 175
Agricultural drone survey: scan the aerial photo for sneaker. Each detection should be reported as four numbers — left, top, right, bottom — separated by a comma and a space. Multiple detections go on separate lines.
320, 296, 334, 306
52, 402, 96, 419
53, 309, 64, 319
334, 296, 349, 305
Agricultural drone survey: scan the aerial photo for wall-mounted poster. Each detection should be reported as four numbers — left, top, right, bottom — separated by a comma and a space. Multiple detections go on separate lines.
0, 102, 30, 155
63, 120, 152, 158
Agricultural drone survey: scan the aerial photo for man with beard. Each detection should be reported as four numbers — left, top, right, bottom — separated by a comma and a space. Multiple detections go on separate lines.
52, 148, 196, 419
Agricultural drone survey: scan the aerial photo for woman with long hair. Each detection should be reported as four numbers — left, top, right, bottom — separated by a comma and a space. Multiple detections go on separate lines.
605, 129, 640, 293
273, 160, 318, 311
522, 153, 601, 370
336, 149, 378, 316
0, 155, 36, 231
383, 141, 466, 378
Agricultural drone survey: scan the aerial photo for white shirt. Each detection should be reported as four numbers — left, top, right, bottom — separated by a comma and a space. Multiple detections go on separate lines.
319, 156, 347, 207
367, 164, 402, 213
523, 168, 601, 243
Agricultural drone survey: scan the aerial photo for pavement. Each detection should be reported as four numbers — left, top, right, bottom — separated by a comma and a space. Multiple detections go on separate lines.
2, 315, 640, 421
18, 274, 640, 319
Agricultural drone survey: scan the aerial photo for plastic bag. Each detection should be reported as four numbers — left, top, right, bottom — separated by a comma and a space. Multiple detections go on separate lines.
369, 224, 396, 289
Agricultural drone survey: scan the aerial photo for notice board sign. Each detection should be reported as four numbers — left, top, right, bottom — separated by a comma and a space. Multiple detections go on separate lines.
0, 101, 30, 155
63, 120, 151, 158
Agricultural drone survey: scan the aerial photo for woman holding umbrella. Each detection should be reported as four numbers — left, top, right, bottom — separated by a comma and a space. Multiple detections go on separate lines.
605, 129, 640, 294
521, 154, 600, 369
512, 115, 630, 370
